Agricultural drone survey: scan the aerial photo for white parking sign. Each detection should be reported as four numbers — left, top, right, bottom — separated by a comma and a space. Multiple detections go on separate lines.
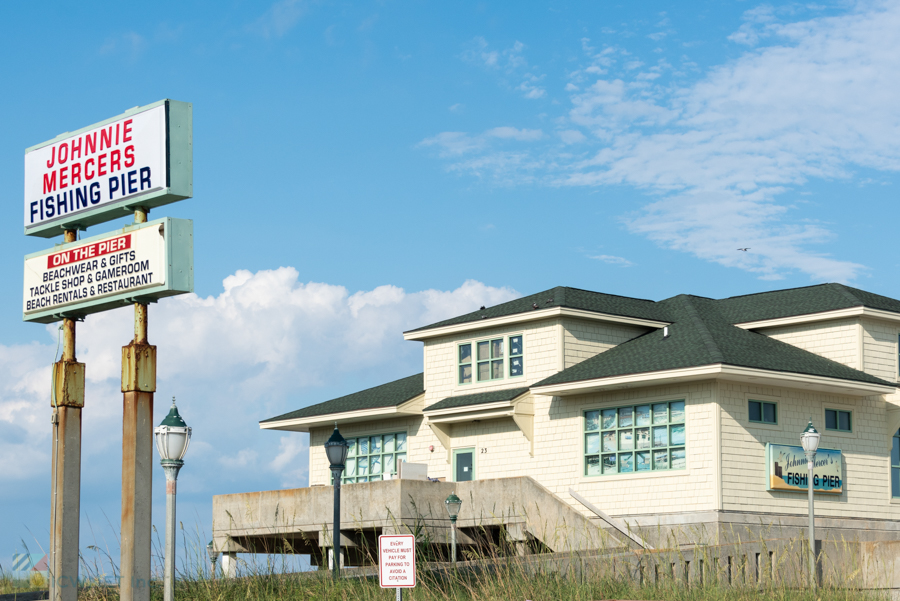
379, 534, 416, 588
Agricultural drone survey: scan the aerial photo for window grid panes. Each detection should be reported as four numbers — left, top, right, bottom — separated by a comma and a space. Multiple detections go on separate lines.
341, 432, 407, 484
893, 429, 900, 497
458, 335, 523, 384
748, 400, 777, 424
825, 409, 851, 432
584, 401, 686, 476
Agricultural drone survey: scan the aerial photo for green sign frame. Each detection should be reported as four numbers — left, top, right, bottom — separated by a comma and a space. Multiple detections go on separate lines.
23, 217, 193, 324
24, 99, 192, 238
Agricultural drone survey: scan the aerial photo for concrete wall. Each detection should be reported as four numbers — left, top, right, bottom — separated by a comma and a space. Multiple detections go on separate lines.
562, 318, 649, 369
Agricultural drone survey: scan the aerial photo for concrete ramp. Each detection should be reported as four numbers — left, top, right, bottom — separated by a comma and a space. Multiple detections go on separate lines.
211, 476, 619, 566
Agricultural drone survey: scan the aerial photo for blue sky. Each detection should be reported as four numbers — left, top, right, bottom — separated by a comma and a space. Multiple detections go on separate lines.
1, 0, 899, 572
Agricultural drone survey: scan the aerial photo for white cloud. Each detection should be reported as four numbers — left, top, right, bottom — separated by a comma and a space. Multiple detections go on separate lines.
1, 273, 519, 489
486, 127, 543, 141
462, 37, 546, 100
589, 254, 633, 267
419, 127, 544, 158
424, 2, 900, 281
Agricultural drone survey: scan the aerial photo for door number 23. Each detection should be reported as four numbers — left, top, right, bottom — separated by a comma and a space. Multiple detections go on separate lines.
480, 448, 487, 454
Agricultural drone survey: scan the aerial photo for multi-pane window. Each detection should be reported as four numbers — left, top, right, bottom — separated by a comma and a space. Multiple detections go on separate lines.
458, 335, 524, 384
342, 432, 407, 484
825, 409, 851, 432
584, 401, 686, 476
509, 335, 523, 377
893, 429, 900, 497
749, 400, 777, 424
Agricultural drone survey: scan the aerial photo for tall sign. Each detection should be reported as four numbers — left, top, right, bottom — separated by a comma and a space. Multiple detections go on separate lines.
24, 100, 192, 238
23, 217, 193, 323
766, 443, 843, 494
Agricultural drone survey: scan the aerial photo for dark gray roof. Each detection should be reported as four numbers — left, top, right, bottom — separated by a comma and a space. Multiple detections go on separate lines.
717, 283, 900, 324
534, 295, 894, 389
424, 387, 530, 412
261, 373, 424, 423
405, 286, 670, 334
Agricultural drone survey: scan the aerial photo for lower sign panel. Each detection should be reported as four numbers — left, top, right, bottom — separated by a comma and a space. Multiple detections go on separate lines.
23, 217, 193, 323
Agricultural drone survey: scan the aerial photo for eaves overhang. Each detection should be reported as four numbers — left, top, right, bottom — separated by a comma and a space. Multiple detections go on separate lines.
423, 397, 528, 423
259, 393, 425, 433
735, 306, 900, 330
404, 307, 669, 341
529, 364, 897, 398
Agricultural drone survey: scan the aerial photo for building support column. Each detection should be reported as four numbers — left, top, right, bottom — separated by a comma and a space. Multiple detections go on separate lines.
121, 207, 157, 601
49, 230, 85, 601
220, 553, 237, 578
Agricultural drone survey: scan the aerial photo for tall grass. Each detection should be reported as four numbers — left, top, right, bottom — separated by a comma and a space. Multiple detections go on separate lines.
68, 524, 888, 601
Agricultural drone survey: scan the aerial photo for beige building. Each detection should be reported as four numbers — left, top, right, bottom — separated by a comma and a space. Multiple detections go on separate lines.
221, 283, 900, 566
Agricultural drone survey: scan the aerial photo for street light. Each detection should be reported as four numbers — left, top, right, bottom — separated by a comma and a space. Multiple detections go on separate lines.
324, 425, 349, 578
154, 398, 192, 601
445, 493, 462, 565
801, 419, 820, 589
206, 540, 218, 579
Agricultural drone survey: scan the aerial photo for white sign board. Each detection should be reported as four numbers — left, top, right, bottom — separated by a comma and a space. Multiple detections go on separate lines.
25, 106, 166, 231
23, 217, 193, 323
379, 534, 416, 588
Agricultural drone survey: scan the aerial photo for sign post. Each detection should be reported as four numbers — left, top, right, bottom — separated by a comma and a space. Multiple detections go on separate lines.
379, 534, 416, 601
23, 99, 193, 601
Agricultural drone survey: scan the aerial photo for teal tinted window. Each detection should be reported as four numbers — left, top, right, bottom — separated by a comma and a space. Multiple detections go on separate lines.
339, 431, 406, 484
585, 401, 686, 476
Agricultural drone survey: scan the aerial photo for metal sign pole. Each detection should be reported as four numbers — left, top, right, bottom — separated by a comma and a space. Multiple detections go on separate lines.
120, 208, 157, 601
396, 587, 401, 601
49, 240, 85, 601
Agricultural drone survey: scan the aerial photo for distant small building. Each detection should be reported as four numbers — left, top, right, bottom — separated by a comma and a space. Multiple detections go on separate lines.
214, 283, 900, 568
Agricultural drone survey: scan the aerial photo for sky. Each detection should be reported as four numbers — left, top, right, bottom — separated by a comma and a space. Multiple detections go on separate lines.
1, 0, 899, 575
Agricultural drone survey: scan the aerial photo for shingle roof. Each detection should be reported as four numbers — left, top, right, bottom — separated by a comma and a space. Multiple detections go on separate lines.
424, 387, 530, 412
534, 294, 894, 389
717, 283, 900, 324
261, 373, 424, 423
405, 286, 670, 334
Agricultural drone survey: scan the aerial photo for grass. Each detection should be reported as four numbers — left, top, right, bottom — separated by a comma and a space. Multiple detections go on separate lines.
66, 527, 887, 601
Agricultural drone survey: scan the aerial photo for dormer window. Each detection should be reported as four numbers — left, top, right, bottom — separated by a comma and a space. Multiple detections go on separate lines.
458, 334, 524, 385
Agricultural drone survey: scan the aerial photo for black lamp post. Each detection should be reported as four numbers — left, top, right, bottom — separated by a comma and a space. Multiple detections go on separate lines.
324, 425, 349, 578
445, 492, 462, 565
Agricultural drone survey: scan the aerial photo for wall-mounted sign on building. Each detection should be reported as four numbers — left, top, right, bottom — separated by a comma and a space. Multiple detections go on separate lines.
23, 217, 193, 323
24, 99, 192, 238
766, 443, 843, 494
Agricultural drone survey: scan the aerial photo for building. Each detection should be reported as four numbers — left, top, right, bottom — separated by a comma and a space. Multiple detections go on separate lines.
213, 283, 900, 568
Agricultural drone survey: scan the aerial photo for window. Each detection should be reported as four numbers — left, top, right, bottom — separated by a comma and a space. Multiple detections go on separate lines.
893, 429, 900, 498
749, 400, 777, 424
458, 334, 524, 384
825, 409, 851, 432
584, 400, 686, 476
341, 432, 407, 483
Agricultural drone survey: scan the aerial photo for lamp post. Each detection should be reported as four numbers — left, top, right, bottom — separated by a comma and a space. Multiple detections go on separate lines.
206, 540, 218, 579
154, 399, 192, 601
324, 425, 349, 579
444, 493, 462, 566
801, 419, 820, 589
